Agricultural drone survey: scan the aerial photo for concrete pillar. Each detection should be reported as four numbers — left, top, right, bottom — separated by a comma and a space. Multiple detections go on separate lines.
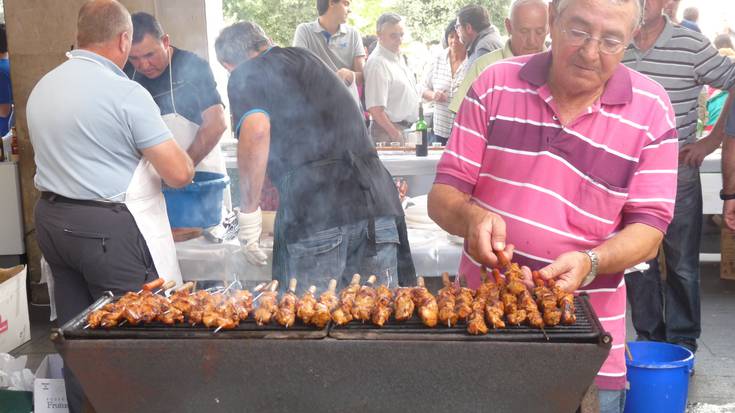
4, 0, 223, 303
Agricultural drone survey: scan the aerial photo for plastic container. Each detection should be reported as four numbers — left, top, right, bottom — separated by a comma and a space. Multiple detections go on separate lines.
163, 171, 230, 228
624, 341, 695, 413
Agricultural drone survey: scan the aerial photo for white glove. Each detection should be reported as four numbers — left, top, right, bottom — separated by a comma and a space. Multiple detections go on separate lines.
238, 207, 268, 266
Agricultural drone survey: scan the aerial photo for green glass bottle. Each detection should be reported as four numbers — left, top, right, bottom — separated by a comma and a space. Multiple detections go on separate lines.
415, 104, 428, 157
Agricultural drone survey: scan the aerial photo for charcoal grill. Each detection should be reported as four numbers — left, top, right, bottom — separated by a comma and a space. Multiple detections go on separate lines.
52, 292, 611, 413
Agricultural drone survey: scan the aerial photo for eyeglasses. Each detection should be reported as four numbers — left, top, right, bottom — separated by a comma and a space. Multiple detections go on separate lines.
561, 28, 626, 54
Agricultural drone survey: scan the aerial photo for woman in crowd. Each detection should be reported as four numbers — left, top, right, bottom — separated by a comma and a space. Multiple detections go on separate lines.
421, 20, 467, 146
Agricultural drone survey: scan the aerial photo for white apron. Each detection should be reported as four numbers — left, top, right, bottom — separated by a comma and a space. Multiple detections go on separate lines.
136, 49, 232, 210
67, 52, 183, 285
124, 159, 183, 285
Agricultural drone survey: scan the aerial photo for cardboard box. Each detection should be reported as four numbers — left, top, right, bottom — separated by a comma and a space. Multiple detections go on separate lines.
33, 354, 69, 413
0, 388, 33, 412
721, 228, 735, 280
0, 265, 30, 353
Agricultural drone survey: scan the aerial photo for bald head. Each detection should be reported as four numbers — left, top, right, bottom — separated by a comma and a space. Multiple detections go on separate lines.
510, 0, 548, 21
77, 0, 132, 48
506, 0, 549, 56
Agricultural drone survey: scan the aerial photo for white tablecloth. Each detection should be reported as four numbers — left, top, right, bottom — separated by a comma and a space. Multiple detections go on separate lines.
175, 228, 462, 283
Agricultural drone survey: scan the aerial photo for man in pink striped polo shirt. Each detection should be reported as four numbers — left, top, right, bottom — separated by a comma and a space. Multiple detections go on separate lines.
428, 0, 678, 411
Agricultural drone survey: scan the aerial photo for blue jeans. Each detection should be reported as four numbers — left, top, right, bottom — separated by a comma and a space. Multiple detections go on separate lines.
726, 97, 735, 136
600, 390, 626, 413
283, 216, 400, 292
625, 165, 702, 352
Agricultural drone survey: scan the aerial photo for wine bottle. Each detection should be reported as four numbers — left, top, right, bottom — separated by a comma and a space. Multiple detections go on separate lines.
415, 104, 428, 157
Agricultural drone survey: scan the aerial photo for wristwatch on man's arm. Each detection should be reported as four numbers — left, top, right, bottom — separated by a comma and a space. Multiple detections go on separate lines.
579, 249, 599, 287
720, 190, 735, 201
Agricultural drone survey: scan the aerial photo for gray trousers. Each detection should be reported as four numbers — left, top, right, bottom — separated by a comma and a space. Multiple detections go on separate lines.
35, 197, 158, 413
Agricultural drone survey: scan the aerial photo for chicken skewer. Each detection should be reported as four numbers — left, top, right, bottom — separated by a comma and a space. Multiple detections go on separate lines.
548, 278, 577, 325
453, 276, 474, 322
86, 279, 175, 329
331, 274, 360, 325
412, 276, 438, 328
275, 278, 298, 328
393, 286, 415, 322
312, 279, 338, 328
481, 269, 505, 329
532, 271, 562, 327
254, 280, 279, 326
352, 275, 378, 323
296, 286, 318, 325
371, 283, 394, 327
437, 272, 459, 328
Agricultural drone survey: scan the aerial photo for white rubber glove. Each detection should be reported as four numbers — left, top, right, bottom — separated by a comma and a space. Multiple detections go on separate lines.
238, 207, 268, 266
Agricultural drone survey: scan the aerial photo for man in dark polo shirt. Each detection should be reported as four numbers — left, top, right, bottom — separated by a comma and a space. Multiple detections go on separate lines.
214, 21, 415, 291
125, 12, 229, 207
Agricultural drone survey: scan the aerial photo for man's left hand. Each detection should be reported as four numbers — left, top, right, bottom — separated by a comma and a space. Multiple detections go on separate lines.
679, 136, 720, 168
336, 68, 355, 86
538, 251, 592, 293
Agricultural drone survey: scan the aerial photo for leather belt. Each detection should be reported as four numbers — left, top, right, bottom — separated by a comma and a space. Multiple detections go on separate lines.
41, 191, 128, 210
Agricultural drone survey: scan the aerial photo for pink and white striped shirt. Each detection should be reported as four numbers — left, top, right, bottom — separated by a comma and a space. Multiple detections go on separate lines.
435, 51, 678, 390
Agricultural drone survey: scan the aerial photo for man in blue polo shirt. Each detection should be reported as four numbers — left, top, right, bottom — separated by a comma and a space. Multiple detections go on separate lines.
27, 1, 193, 411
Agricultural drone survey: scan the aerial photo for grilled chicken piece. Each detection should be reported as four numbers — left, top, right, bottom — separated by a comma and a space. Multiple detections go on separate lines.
311, 280, 338, 328
393, 287, 415, 321
352, 275, 378, 322
319, 279, 340, 311
518, 290, 544, 329
437, 273, 458, 327
371, 284, 394, 327
505, 264, 527, 296
548, 279, 577, 325
332, 274, 361, 325
454, 286, 475, 320
297, 286, 318, 325
412, 277, 438, 328
275, 279, 298, 328
484, 297, 506, 329
254, 281, 279, 325
532, 272, 562, 327
467, 297, 489, 335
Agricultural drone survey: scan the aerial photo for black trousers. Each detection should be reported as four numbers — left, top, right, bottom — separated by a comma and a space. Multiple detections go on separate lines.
35, 198, 158, 413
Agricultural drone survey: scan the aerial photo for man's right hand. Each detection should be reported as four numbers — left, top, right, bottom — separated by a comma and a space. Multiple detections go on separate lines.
724, 199, 735, 231
336, 68, 355, 86
238, 207, 268, 266
464, 207, 514, 268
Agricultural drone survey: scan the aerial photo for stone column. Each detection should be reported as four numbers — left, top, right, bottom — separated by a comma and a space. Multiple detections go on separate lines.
4, 0, 223, 303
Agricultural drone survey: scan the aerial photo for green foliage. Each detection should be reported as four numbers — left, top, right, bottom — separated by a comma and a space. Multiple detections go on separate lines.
223, 0, 317, 46
223, 0, 511, 46
394, 0, 511, 43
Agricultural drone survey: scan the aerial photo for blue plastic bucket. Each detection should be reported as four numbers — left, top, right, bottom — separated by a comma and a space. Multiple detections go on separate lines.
162, 171, 229, 228
624, 341, 694, 413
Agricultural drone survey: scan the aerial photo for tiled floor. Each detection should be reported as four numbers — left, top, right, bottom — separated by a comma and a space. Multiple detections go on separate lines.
8, 219, 735, 410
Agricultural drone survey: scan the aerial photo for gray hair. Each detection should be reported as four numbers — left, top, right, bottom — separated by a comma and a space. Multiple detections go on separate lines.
76, 0, 132, 48
376, 13, 402, 33
555, 0, 641, 31
682, 7, 698, 22
510, 0, 548, 21
215, 21, 272, 67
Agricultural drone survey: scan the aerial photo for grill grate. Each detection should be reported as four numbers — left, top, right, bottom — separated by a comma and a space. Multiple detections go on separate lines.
329, 295, 608, 343
59, 292, 327, 340
58, 292, 608, 344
